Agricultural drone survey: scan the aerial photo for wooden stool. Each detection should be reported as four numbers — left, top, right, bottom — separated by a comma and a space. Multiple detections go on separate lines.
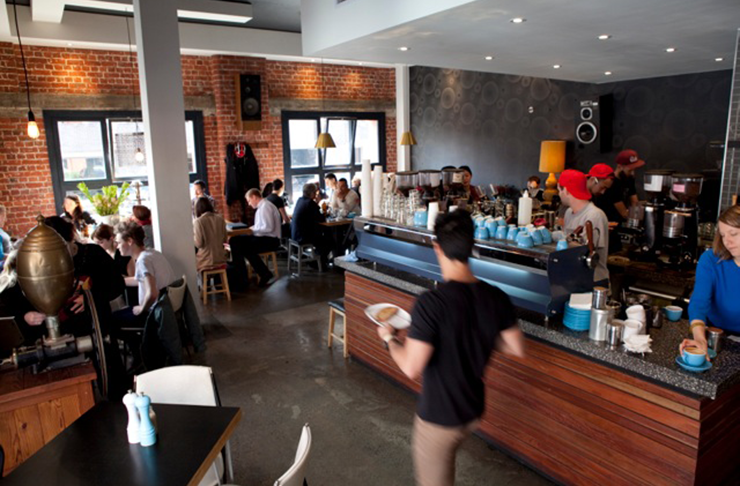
327, 298, 348, 358
201, 264, 231, 305
246, 251, 279, 281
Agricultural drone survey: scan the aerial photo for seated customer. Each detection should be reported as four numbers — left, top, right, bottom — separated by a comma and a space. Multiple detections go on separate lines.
114, 221, 177, 327
291, 182, 331, 267
0, 204, 11, 257
330, 178, 360, 216
92, 224, 134, 277
61, 194, 96, 238
229, 189, 282, 287
191, 180, 216, 218
265, 179, 291, 224
131, 205, 154, 249
193, 196, 228, 271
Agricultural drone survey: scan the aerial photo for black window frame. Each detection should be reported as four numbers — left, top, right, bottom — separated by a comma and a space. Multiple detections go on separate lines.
44, 110, 207, 213
281, 110, 386, 202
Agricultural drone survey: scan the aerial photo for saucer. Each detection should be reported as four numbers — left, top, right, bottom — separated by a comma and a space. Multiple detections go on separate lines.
675, 356, 713, 373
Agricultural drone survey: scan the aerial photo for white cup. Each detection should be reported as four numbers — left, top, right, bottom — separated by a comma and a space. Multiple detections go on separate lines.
626, 305, 646, 323
622, 319, 643, 341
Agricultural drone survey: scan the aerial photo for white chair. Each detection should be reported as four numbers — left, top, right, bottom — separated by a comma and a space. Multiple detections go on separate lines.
168, 275, 188, 313
134, 365, 234, 486
274, 423, 312, 486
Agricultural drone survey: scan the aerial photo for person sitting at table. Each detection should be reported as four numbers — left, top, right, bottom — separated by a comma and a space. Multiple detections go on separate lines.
114, 221, 177, 327
264, 179, 291, 224
193, 196, 228, 272
292, 182, 331, 268
330, 178, 361, 216
681, 206, 740, 356
131, 205, 154, 249
324, 173, 338, 199
61, 194, 96, 238
191, 180, 216, 218
351, 176, 362, 201
92, 223, 134, 277
459, 165, 483, 203
229, 189, 281, 287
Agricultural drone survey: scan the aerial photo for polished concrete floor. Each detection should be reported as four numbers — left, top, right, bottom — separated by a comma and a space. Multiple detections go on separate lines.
193, 262, 553, 486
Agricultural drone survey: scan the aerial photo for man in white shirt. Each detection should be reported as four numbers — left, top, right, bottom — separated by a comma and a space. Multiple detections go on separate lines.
230, 189, 282, 287
330, 178, 361, 216
558, 169, 610, 286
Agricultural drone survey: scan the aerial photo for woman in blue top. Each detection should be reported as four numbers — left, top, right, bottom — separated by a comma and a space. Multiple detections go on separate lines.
681, 206, 740, 357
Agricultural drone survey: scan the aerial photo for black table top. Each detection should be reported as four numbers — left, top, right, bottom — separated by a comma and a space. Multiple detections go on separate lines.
3, 401, 242, 486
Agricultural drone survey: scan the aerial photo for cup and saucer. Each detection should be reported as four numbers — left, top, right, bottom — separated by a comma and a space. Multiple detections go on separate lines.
676, 346, 713, 373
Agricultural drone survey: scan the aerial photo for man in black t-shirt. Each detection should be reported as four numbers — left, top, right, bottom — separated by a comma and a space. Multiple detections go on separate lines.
377, 210, 525, 486
594, 149, 645, 223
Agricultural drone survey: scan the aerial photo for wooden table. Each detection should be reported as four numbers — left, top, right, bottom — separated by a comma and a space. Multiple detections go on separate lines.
320, 219, 352, 259
0, 362, 97, 475
2, 401, 242, 485
226, 227, 252, 238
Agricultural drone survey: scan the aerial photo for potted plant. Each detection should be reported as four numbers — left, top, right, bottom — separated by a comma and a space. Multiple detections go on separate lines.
77, 182, 131, 225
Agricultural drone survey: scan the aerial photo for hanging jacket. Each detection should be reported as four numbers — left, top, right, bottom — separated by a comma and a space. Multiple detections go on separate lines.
224, 142, 260, 205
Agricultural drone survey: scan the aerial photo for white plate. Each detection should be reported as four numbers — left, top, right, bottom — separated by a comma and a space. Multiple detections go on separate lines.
364, 304, 411, 330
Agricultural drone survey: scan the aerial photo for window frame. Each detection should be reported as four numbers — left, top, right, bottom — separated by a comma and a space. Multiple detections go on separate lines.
44, 110, 207, 213
281, 110, 386, 203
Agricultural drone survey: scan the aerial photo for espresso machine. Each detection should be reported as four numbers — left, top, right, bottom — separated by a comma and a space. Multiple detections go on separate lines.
641, 169, 674, 256
417, 170, 442, 204
441, 168, 466, 208
662, 173, 704, 267
395, 171, 419, 197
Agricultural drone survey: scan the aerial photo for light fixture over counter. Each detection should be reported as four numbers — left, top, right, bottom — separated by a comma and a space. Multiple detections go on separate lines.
400, 131, 417, 146
12, 0, 39, 139
315, 59, 336, 149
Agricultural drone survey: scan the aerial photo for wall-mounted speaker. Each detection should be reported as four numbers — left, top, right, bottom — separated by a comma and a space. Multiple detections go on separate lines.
575, 94, 613, 153
235, 74, 262, 130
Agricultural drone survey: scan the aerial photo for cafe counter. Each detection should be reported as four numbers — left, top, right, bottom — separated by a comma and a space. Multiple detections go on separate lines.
335, 257, 740, 486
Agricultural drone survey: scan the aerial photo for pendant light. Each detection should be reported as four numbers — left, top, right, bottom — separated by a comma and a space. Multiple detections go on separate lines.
12, 0, 39, 139
126, 16, 145, 163
315, 58, 336, 149
399, 131, 417, 146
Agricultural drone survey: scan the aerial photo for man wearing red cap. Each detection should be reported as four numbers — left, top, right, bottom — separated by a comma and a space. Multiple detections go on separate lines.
587, 163, 614, 197
598, 150, 645, 223
558, 169, 610, 285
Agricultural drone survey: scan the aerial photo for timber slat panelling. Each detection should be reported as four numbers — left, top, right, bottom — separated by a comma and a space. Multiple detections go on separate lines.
344, 273, 740, 485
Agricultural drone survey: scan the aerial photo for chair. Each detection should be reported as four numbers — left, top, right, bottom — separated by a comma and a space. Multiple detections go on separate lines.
135, 365, 234, 486
287, 240, 322, 277
327, 299, 348, 358
274, 423, 312, 486
246, 251, 279, 281
201, 264, 231, 305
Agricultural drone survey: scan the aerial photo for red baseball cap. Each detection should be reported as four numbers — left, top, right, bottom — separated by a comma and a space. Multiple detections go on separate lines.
616, 149, 645, 170
559, 169, 592, 201
588, 163, 614, 179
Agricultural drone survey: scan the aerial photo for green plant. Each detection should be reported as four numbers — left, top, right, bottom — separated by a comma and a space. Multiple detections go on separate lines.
77, 182, 130, 216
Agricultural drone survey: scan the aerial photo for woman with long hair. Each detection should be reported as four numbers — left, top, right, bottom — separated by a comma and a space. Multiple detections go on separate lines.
131, 205, 154, 249
62, 194, 96, 237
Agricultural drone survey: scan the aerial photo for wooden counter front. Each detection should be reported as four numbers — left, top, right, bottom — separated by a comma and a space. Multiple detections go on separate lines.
344, 272, 740, 486
0, 362, 97, 475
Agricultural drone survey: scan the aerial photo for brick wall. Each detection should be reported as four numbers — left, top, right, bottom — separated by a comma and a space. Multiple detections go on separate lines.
0, 42, 396, 235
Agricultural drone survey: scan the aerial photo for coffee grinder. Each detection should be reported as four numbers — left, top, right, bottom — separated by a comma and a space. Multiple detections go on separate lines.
663, 173, 704, 267
417, 170, 442, 205
441, 168, 466, 208
641, 169, 674, 256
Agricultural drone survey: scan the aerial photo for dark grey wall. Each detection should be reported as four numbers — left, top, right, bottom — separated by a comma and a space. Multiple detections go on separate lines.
409, 67, 731, 195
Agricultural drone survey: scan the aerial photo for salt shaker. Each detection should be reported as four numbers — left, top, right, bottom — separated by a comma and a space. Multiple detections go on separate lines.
122, 390, 140, 444
135, 393, 157, 447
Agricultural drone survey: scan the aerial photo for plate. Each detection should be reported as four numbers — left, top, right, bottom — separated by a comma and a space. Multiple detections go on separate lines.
675, 356, 713, 373
365, 304, 411, 330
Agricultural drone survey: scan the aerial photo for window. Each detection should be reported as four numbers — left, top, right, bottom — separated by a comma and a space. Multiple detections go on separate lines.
282, 111, 386, 204
45, 111, 207, 216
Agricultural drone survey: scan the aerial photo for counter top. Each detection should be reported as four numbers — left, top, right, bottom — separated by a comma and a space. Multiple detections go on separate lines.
336, 256, 740, 399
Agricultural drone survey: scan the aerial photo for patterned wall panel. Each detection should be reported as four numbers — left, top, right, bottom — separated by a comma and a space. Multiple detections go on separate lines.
720, 29, 740, 212
410, 66, 731, 202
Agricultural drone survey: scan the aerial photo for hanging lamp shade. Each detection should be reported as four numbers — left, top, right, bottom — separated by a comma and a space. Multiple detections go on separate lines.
315, 132, 336, 149
400, 131, 417, 146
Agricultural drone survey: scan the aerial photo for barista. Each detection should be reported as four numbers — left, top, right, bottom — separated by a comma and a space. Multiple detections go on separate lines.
586, 164, 614, 197
526, 176, 544, 200
459, 165, 483, 203
680, 206, 740, 357
595, 150, 644, 223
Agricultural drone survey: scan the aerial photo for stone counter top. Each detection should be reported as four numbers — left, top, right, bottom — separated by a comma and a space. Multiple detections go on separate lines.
336, 256, 740, 399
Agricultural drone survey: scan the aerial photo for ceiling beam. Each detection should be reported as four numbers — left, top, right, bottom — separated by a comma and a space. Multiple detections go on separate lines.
32, 0, 66, 23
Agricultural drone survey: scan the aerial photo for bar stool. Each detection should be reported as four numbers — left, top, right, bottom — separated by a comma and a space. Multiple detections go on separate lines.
288, 240, 322, 276
201, 264, 231, 305
327, 298, 348, 358
247, 251, 279, 281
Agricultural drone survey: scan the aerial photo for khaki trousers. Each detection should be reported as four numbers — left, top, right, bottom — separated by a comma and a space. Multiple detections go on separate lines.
412, 415, 479, 486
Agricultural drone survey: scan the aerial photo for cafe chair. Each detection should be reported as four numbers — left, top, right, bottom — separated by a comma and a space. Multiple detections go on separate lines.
327, 299, 348, 358
134, 365, 235, 486
287, 240, 322, 277
274, 423, 312, 486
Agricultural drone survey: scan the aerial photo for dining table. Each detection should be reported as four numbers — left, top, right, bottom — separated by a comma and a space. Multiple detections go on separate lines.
320, 218, 353, 261
1, 401, 242, 485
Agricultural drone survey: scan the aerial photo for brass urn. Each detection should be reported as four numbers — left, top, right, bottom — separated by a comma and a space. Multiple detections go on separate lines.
16, 215, 75, 339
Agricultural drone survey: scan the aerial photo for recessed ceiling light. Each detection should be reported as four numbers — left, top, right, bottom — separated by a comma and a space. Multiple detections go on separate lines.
598, 34, 611, 40
510, 17, 526, 24
665, 47, 676, 53
715, 57, 724, 62
358, 62, 364, 66
553, 64, 561, 69
604, 71, 613, 76
311, 58, 316, 62
485, 56, 494, 61
398, 46, 410, 52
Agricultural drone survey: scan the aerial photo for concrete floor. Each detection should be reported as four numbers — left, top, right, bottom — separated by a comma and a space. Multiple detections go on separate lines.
193, 262, 553, 486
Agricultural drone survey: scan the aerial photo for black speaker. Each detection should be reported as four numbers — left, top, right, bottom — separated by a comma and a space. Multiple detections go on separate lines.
575, 94, 612, 153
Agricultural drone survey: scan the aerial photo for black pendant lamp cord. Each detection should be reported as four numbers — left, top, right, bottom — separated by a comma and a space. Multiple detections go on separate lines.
125, 16, 137, 114
11, 0, 33, 112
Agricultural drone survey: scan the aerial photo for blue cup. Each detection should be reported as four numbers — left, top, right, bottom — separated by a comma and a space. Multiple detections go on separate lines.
507, 226, 519, 240
486, 220, 498, 236
664, 305, 682, 322
474, 227, 489, 240
475, 217, 486, 228
682, 347, 706, 367
496, 217, 507, 226
556, 240, 569, 251
517, 233, 534, 248
414, 210, 428, 228
530, 228, 543, 245
495, 225, 508, 239
540, 227, 552, 244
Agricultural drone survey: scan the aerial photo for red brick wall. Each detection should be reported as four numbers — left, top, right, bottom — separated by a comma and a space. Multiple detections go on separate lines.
0, 43, 396, 235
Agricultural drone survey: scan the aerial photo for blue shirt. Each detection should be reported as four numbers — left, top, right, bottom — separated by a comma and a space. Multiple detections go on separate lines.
688, 250, 740, 331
